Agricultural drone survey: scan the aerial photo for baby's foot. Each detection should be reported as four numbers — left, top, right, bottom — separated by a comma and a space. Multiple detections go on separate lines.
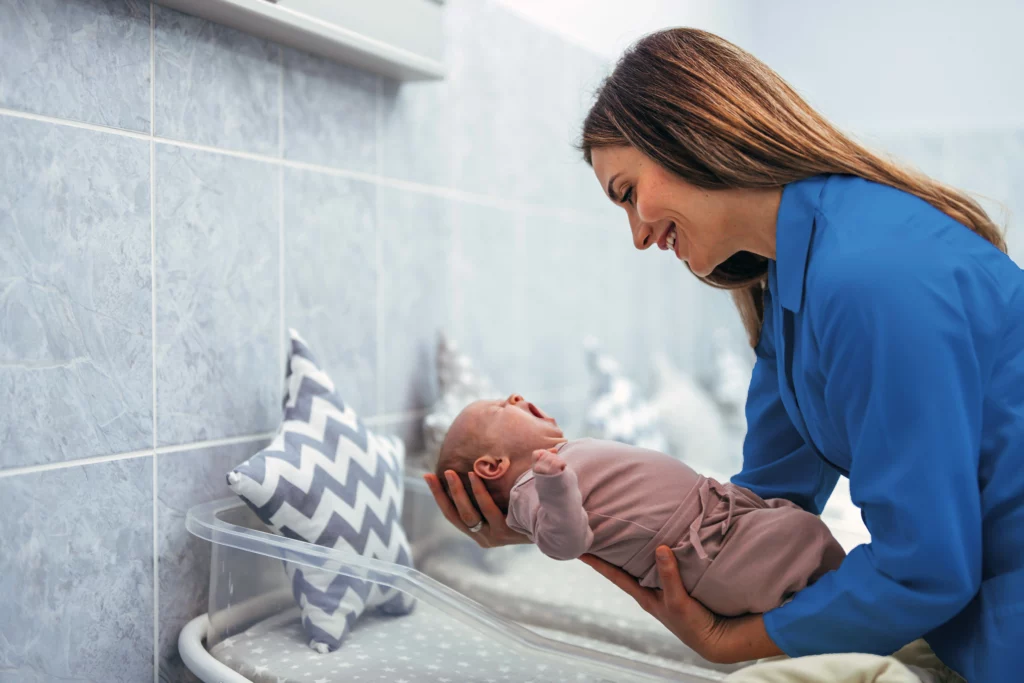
532, 448, 566, 475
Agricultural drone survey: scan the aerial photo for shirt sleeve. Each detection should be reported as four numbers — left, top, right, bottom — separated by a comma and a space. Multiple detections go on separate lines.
764, 252, 985, 657
506, 469, 594, 561
731, 290, 840, 514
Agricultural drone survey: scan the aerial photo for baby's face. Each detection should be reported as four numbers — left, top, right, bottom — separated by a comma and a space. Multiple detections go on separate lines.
458, 394, 563, 463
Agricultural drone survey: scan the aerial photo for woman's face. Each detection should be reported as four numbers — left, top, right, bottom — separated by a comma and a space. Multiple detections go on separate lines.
591, 145, 743, 277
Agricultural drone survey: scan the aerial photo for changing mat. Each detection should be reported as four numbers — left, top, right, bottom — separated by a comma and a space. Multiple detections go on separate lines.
419, 546, 741, 674
209, 603, 728, 683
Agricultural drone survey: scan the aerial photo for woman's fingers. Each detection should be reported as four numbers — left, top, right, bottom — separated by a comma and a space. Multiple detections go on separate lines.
423, 474, 464, 527
424, 472, 530, 548
580, 554, 656, 612
468, 472, 503, 526
442, 470, 482, 527
655, 546, 689, 606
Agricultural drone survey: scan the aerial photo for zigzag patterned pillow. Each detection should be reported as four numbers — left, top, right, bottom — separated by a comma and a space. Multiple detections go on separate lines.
227, 330, 415, 652
583, 337, 669, 453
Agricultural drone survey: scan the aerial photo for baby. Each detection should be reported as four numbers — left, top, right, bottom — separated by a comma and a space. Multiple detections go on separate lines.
436, 393, 845, 617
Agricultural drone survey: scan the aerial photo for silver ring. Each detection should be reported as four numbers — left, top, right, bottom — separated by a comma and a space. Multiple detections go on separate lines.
467, 520, 484, 533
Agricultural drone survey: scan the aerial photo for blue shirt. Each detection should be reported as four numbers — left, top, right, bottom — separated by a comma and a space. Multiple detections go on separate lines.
733, 175, 1024, 681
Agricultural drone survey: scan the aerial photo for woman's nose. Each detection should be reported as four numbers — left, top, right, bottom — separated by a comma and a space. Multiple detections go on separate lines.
632, 222, 654, 251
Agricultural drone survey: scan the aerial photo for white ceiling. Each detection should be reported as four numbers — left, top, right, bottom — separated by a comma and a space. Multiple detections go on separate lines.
491, 0, 752, 59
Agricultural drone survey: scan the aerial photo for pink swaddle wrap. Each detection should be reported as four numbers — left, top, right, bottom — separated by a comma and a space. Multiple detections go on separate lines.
506, 438, 845, 616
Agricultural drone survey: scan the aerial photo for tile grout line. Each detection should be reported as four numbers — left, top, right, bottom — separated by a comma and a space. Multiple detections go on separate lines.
0, 106, 613, 221
363, 408, 430, 426
278, 46, 285, 160
0, 413, 432, 482
375, 76, 385, 419
150, 6, 159, 680
0, 433, 277, 481
0, 448, 156, 480
278, 46, 286, 398
154, 432, 278, 455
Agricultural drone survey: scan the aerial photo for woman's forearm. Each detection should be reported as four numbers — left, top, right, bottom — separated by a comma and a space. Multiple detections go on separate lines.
712, 614, 784, 664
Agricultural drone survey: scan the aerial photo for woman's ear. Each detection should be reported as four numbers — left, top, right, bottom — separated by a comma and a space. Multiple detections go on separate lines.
472, 455, 510, 480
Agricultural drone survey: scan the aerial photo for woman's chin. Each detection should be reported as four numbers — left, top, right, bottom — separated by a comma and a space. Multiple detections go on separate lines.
688, 260, 714, 278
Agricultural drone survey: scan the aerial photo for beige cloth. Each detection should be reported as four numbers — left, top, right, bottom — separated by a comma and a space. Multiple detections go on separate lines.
724, 640, 966, 683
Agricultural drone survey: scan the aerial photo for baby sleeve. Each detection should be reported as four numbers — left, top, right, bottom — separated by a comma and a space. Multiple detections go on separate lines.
507, 469, 594, 561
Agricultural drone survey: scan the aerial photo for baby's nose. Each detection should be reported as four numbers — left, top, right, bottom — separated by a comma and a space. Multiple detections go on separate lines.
508, 394, 524, 405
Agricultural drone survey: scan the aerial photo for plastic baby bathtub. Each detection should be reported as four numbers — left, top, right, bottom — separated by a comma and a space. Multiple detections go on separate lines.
179, 470, 871, 683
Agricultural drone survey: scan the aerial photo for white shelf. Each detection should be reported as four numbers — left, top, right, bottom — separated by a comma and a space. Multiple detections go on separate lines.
157, 0, 446, 82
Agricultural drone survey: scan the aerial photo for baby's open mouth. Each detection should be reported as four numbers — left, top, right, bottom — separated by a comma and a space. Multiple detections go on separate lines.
527, 402, 544, 419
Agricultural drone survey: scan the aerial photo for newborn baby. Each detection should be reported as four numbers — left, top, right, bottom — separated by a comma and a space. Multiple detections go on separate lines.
436, 393, 845, 616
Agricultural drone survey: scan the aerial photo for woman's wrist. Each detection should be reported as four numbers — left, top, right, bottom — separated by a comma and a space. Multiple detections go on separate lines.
710, 614, 784, 664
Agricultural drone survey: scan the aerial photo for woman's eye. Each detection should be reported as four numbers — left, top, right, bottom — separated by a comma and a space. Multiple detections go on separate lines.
621, 187, 634, 205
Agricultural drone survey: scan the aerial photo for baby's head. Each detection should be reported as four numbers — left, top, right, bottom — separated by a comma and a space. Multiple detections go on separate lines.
436, 394, 565, 514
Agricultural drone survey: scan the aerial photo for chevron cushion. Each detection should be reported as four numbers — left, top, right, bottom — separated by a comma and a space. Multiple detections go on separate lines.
227, 330, 415, 652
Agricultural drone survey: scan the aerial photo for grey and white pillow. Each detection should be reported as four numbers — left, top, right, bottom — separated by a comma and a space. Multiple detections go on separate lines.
228, 330, 415, 652
582, 338, 668, 453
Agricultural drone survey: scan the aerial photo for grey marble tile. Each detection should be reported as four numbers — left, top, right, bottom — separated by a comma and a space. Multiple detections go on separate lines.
565, 46, 613, 212
692, 287, 749, 384
283, 47, 378, 173
452, 202, 524, 392
154, 5, 281, 155
446, 0, 598, 208
660, 258, 708, 378
534, 394, 586, 442
379, 77, 451, 187
865, 128, 1024, 265
155, 145, 280, 446
521, 215, 606, 394
0, 117, 152, 468
867, 132, 947, 179
378, 188, 453, 414
598, 213, 707, 390
498, 17, 579, 209
1004, 131, 1024, 265
942, 130, 1020, 223
0, 0, 150, 131
0, 457, 153, 682
445, 0, 506, 199
284, 169, 378, 416
598, 223, 658, 393
942, 128, 1024, 268
157, 440, 269, 683
376, 415, 426, 460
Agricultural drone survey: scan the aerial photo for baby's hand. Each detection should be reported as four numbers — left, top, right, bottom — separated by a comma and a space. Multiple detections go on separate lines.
532, 448, 566, 475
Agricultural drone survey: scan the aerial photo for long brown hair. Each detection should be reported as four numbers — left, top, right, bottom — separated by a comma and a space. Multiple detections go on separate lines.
580, 28, 1006, 347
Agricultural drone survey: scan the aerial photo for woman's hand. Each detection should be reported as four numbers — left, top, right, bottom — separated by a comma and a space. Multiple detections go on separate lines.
580, 547, 784, 664
424, 471, 531, 548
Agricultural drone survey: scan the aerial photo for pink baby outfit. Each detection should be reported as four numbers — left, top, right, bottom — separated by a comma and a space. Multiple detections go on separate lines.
506, 439, 845, 616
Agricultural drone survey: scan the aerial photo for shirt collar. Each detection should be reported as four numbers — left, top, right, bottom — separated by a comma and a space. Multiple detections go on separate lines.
775, 175, 828, 313
509, 469, 535, 494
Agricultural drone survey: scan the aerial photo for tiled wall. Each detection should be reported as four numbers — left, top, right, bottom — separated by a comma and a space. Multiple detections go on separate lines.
0, 1, 706, 681
866, 128, 1024, 262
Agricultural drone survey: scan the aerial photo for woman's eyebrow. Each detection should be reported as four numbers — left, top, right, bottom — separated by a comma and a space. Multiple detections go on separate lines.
606, 173, 621, 202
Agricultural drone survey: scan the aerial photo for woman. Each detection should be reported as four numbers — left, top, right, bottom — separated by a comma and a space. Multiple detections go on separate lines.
425, 29, 1023, 681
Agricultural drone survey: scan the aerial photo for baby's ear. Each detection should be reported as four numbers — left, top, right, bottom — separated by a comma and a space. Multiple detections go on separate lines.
472, 454, 508, 480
